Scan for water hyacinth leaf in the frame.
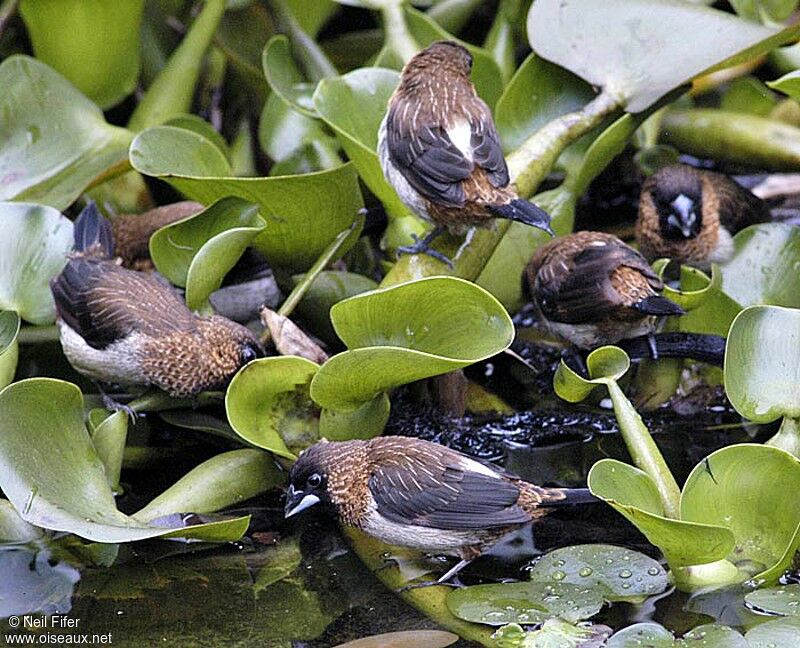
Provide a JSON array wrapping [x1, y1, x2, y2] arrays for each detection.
[[720, 77, 776, 116], [0, 499, 42, 543], [588, 460, 736, 570], [554, 346, 630, 403], [746, 617, 800, 648], [164, 114, 231, 161], [446, 581, 604, 626], [87, 409, 128, 492], [681, 444, 800, 583], [225, 357, 320, 459], [529, 0, 797, 114], [528, 544, 668, 602], [0, 311, 20, 390], [319, 392, 391, 441], [0, 378, 249, 543], [333, 630, 458, 648], [19, 0, 145, 109], [720, 224, 800, 309], [130, 126, 364, 271], [0, 203, 73, 325], [495, 54, 596, 154], [0, 56, 134, 209], [492, 620, 612, 648], [310, 277, 514, 409], [769, 69, 800, 101], [263, 35, 319, 117], [606, 622, 747, 648], [313, 67, 411, 219], [148, 197, 266, 311], [729, 0, 799, 22], [745, 584, 800, 616], [134, 449, 283, 522], [725, 305, 800, 424]]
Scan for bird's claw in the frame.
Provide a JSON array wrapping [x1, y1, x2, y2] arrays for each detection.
[[101, 394, 137, 420], [396, 242, 454, 269]]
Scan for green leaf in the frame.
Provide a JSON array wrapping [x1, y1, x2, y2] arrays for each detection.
[[681, 443, 800, 583], [333, 631, 458, 648], [0, 56, 134, 209], [129, 125, 364, 271], [263, 35, 319, 117], [0, 203, 73, 325], [528, 544, 668, 603], [87, 409, 128, 492], [729, 0, 799, 22], [446, 581, 603, 626], [746, 617, 800, 647], [725, 305, 800, 423], [164, 114, 231, 161], [313, 67, 412, 219], [720, 77, 776, 116], [554, 345, 630, 402], [588, 459, 735, 571], [0, 499, 42, 543], [225, 356, 320, 459], [134, 449, 283, 522], [769, 69, 800, 101], [319, 392, 391, 441], [310, 277, 514, 409], [0, 378, 250, 543], [606, 622, 747, 648], [495, 54, 595, 154], [492, 619, 612, 648], [720, 224, 800, 309], [19, 0, 145, 109], [0, 311, 20, 391], [529, 0, 798, 113], [746, 584, 800, 616], [149, 197, 266, 311]]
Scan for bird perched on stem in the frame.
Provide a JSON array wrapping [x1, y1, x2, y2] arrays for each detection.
[[636, 164, 769, 268], [378, 40, 553, 266], [525, 231, 684, 352], [285, 436, 595, 587], [50, 203, 262, 405]]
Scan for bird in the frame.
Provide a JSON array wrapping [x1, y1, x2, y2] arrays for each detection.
[[110, 201, 203, 271], [284, 436, 596, 587], [636, 164, 770, 268], [525, 231, 685, 351], [50, 202, 263, 404], [377, 40, 553, 266]]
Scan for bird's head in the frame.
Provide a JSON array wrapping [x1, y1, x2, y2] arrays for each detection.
[[285, 441, 337, 518], [401, 40, 473, 84], [199, 316, 263, 383], [648, 165, 703, 241]]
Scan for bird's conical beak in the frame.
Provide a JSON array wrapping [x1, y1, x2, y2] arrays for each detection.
[[284, 484, 321, 518]]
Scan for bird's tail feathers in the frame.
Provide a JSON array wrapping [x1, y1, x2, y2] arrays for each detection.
[[490, 199, 554, 236], [73, 201, 115, 259], [538, 487, 598, 507], [633, 295, 685, 317]]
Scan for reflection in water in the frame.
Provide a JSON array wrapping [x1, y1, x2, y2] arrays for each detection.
[[0, 545, 80, 617]]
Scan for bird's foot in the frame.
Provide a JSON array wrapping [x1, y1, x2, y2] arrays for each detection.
[[397, 237, 454, 268], [647, 333, 660, 360], [101, 394, 138, 420]]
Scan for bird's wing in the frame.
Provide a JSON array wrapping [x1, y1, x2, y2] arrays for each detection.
[[470, 101, 509, 188], [536, 237, 661, 324], [51, 259, 196, 349], [708, 172, 771, 233], [368, 441, 530, 530]]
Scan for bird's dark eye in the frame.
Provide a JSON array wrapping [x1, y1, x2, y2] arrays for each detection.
[[241, 344, 259, 365], [307, 473, 322, 489]]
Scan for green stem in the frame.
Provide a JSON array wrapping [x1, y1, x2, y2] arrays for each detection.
[[265, 0, 337, 81], [17, 325, 60, 345], [127, 390, 223, 413], [607, 380, 681, 518], [766, 416, 800, 459], [0, 0, 18, 40], [380, 90, 622, 287], [483, 0, 518, 85], [128, 0, 226, 131], [381, 1, 419, 64]]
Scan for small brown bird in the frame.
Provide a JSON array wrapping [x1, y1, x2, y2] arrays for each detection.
[[111, 201, 203, 271], [636, 164, 770, 267], [285, 437, 595, 585], [378, 41, 553, 265], [525, 231, 684, 350], [50, 203, 262, 402]]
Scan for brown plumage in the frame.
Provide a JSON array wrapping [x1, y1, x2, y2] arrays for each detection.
[[50, 203, 261, 399], [636, 164, 769, 267], [378, 41, 552, 264], [525, 231, 684, 349], [111, 201, 203, 270], [285, 436, 595, 585]]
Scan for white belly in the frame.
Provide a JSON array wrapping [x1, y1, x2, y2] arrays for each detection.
[[58, 322, 145, 386]]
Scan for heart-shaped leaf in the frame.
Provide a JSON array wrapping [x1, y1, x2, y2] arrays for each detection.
[[310, 277, 514, 409], [746, 584, 800, 616], [226, 356, 321, 459], [262, 35, 319, 117], [0, 378, 251, 543], [129, 125, 364, 272], [0, 311, 20, 391], [0, 202, 73, 325], [446, 581, 603, 626], [149, 197, 266, 311], [528, 544, 668, 603], [606, 622, 747, 648], [529, 0, 798, 113], [0, 56, 134, 209], [746, 617, 800, 648]]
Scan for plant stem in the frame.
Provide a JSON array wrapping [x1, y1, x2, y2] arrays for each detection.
[[381, 1, 419, 64], [380, 91, 622, 287], [265, 0, 337, 81], [17, 325, 60, 345], [766, 416, 800, 459], [606, 380, 682, 518]]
